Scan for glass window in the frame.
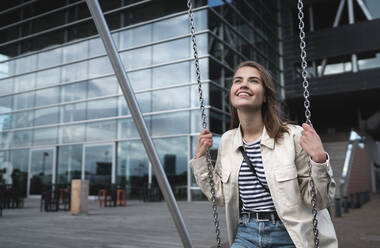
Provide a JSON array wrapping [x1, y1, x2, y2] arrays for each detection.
[[61, 102, 86, 123], [57, 145, 82, 184], [61, 81, 88, 102], [34, 106, 59, 126], [59, 124, 85, 144], [191, 109, 207, 133], [15, 54, 37, 75], [86, 120, 117, 141], [121, 46, 151, 70], [88, 56, 114, 79], [36, 68, 61, 88], [209, 84, 223, 109], [62, 61, 88, 83], [10, 149, 29, 197], [191, 83, 209, 107], [364, 0, 380, 18], [117, 141, 149, 199], [153, 39, 189, 64], [152, 87, 189, 112], [38, 47, 62, 70], [118, 96, 129, 116], [358, 53, 380, 70], [86, 97, 118, 120], [0, 113, 11, 131], [88, 76, 119, 98], [153, 136, 188, 199], [152, 111, 189, 136], [0, 95, 12, 113], [119, 92, 151, 114], [11, 130, 32, 148], [193, 9, 207, 31], [210, 110, 223, 134], [0, 78, 14, 96], [0, 131, 11, 149], [33, 127, 58, 146], [89, 37, 106, 57], [191, 58, 208, 82], [35, 87, 60, 107], [152, 61, 190, 88], [62, 40, 89, 64], [12, 111, 34, 129], [0, 60, 15, 78], [118, 117, 151, 139], [13, 92, 35, 110], [119, 24, 152, 49], [127, 69, 151, 91], [153, 15, 188, 41], [14, 73, 36, 93]]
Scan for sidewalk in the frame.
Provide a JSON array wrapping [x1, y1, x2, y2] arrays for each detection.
[[0, 194, 379, 247], [332, 193, 380, 248]]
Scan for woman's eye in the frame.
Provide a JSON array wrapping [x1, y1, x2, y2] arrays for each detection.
[[233, 80, 240, 84], [250, 79, 259, 84]]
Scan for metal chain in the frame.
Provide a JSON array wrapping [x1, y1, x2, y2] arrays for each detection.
[[297, 0, 320, 247], [187, 1, 222, 247]]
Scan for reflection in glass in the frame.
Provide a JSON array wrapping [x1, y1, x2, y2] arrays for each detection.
[[88, 56, 114, 78], [152, 61, 190, 87], [153, 39, 189, 64], [89, 37, 106, 57], [126, 69, 151, 91], [62, 102, 86, 123], [0, 95, 12, 113], [10, 149, 29, 197], [33, 127, 57, 146], [153, 136, 188, 199], [0, 60, 15, 78], [0, 78, 13, 96], [30, 149, 54, 195], [34, 106, 59, 126], [38, 47, 62, 70], [118, 116, 151, 139], [36, 68, 61, 88], [62, 81, 88, 102], [191, 58, 208, 82], [86, 120, 117, 141], [119, 24, 152, 49], [191, 109, 208, 133], [14, 73, 35, 93], [86, 97, 118, 120], [117, 141, 148, 199], [152, 87, 189, 111], [15, 55, 37, 75], [62, 40, 89, 64], [119, 92, 151, 114], [191, 83, 209, 107], [85, 144, 113, 195], [59, 124, 85, 144], [153, 15, 188, 41], [13, 92, 35, 110], [62, 61, 87, 83], [0, 113, 11, 130], [0, 131, 11, 149], [35, 87, 60, 107], [121, 47, 151, 70], [11, 130, 32, 148], [88, 76, 119, 98], [152, 111, 189, 136], [57, 145, 82, 184]]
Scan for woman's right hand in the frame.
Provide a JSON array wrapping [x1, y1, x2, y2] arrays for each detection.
[[195, 129, 213, 159]]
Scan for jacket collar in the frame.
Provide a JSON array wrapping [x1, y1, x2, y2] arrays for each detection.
[[232, 124, 275, 150]]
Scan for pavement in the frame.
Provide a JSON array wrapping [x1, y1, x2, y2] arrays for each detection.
[[0, 194, 379, 248]]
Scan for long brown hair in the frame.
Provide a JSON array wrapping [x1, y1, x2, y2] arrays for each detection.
[[229, 61, 290, 142]]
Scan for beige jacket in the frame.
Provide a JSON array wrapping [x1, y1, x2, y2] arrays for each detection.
[[189, 124, 338, 247]]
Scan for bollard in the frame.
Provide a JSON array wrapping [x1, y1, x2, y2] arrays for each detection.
[[355, 192, 361, 208], [343, 196, 349, 213], [335, 198, 341, 217]]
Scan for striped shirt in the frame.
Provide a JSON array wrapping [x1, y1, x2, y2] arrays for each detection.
[[239, 138, 276, 212]]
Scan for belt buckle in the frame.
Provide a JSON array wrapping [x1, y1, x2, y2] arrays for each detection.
[[255, 212, 269, 222]]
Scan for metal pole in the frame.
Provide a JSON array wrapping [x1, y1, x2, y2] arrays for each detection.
[[84, 1, 193, 247], [348, 0, 358, 72]]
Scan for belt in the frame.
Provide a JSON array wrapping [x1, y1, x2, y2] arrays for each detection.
[[240, 211, 280, 222]]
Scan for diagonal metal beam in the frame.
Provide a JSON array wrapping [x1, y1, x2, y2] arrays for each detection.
[[84, 1, 193, 247], [356, 0, 373, 20]]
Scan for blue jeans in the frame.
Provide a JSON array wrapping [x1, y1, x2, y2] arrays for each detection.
[[231, 214, 296, 248]]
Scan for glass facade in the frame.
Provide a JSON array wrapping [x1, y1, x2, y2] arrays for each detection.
[[0, 0, 280, 200]]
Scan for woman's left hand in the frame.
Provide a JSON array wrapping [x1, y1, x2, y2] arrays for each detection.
[[300, 123, 327, 163]]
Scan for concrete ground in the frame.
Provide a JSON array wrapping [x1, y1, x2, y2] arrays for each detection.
[[0, 194, 379, 248]]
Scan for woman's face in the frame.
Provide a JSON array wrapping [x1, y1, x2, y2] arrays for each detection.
[[230, 66, 266, 111]]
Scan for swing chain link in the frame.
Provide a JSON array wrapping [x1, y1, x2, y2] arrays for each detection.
[[297, 1, 320, 247], [187, 1, 222, 247]]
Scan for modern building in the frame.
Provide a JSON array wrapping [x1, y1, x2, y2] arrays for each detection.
[[0, 0, 281, 201], [0, 0, 379, 203]]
